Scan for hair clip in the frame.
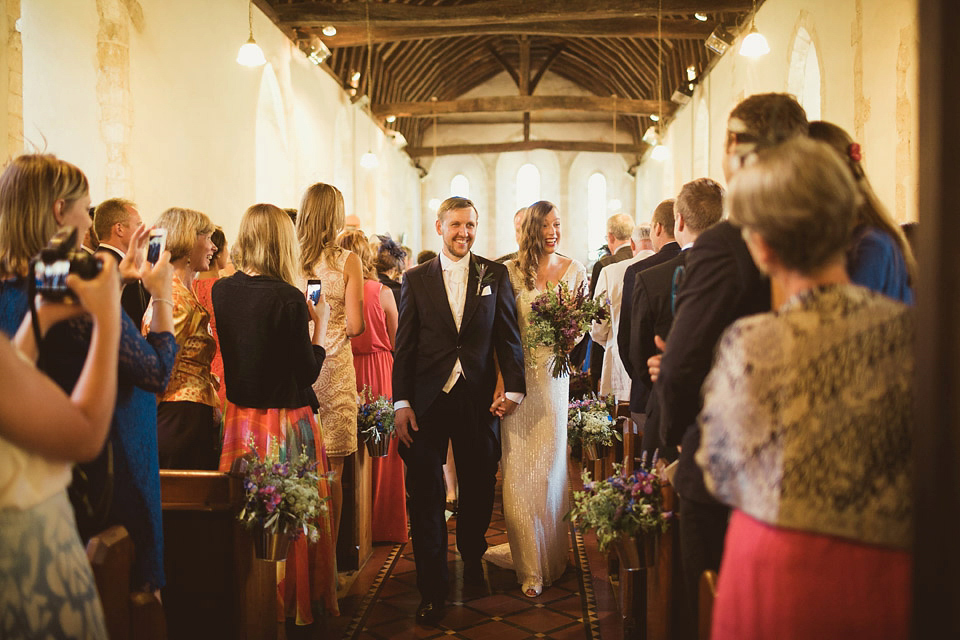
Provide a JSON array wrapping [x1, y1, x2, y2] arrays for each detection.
[[848, 142, 862, 163]]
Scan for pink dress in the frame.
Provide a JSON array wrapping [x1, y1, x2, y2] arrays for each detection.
[[712, 510, 911, 640], [192, 276, 226, 408], [352, 279, 407, 543]]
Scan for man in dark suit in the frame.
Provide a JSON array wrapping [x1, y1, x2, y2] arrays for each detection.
[[655, 93, 808, 635], [630, 178, 724, 458], [94, 198, 150, 326], [393, 196, 526, 624], [617, 199, 680, 430]]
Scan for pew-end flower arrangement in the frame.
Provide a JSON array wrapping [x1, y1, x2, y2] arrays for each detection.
[[568, 392, 620, 450], [525, 279, 608, 378], [566, 454, 672, 554], [357, 386, 395, 457], [237, 435, 330, 543]]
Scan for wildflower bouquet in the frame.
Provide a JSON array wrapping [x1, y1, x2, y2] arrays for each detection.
[[525, 279, 608, 378], [357, 386, 396, 446], [568, 393, 619, 448], [237, 435, 330, 542], [566, 455, 672, 552]]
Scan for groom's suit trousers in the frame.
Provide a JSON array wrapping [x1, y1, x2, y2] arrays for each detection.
[[399, 377, 501, 603]]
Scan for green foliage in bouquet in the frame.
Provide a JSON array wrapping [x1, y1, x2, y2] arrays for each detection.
[[566, 456, 672, 552], [357, 386, 395, 445], [525, 280, 608, 378], [237, 435, 332, 542], [568, 392, 620, 447]]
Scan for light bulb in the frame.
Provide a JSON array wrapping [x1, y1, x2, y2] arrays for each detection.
[[739, 26, 770, 57], [360, 151, 379, 169], [651, 145, 670, 162], [649, 114, 660, 122], [322, 25, 337, 37], [385, 115, 397, 123], [237, 38, 266, 67], [694, 12, 708, 21]]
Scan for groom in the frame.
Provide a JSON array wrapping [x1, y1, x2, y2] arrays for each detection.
[[394, 196, 526, 624]]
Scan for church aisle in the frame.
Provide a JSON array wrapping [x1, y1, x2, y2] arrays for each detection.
[[326, 463, 622, 640]]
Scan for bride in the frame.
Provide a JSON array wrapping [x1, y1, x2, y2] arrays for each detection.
[[486, 200, 586, 598]]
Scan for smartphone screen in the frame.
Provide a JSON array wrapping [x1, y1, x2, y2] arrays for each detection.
[[307, 279, 322, 304], [147, 228, 167, 264]]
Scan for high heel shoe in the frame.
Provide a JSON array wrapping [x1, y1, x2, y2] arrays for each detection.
[[522, 582, 542, 598]]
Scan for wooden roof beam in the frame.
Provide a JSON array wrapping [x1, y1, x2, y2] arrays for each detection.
[[307, 19, 716, 48], [374, 95, 672, 118], [276, 0, 753, 28], [406, 139, 647, 158]]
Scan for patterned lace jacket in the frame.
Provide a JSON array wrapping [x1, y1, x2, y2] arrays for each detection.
[[695, 283, 913, 549]]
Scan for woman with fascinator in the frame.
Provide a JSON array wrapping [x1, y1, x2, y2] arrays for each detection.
[[375, 234, 405, 309]]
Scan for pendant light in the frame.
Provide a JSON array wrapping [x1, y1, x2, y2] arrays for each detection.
[[739, 0, 770, 58], [237, 1, 266, 67], [359, 1, 379, 169]]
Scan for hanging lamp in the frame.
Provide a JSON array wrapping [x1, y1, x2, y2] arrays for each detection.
[[739, 0, 770, 58], [237, 1, 266, 67]]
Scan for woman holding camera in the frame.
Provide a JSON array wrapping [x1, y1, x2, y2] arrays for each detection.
[[0, 153, 176, 615], [214, 203, 337, 623], [144, 207, 220, 470]]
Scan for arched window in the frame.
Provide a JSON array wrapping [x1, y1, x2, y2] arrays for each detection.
[[788, 26, 822, 120], [693, 100, 710, 178], [587, 172, 608, 254], [516, 163, 541, 210], [450, 173, 470, 198]]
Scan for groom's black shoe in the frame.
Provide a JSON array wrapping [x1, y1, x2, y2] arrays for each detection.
[[416, 598, 445, 625], [463, 559, 484, 586]]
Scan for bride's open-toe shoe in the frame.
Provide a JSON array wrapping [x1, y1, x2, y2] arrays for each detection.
[[522, 582, 542, 598]]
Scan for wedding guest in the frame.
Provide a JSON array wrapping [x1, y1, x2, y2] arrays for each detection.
[[193, 227, 228, 407], [401, 245, 415, 272], [82, 206, 98, 253], [808, 121, 916, 303], [495, 207, 527, 263], [698, 136, 912, 639], [144, 207, 219, 470], [214, 203, 338, 622], [297, 183, 365, 547], [375, 234, 405, 309], [94, 198, 150, 326], [337, 229, 407, 543], [0, 255, 121, 639], [0, 154, 177, 594], [417, 250, 437, 265]]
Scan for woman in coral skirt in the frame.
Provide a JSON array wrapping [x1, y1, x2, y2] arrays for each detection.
[[337, 230, 407, 543]]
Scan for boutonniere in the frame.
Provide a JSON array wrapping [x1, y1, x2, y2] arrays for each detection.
[[474, 259, 495, 296]]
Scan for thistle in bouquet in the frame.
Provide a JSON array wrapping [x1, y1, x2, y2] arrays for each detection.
[[525, 279, 608, 378], [567, 392, 619, 448], [566, 453, 672, 552], [357, 385, 396, 445], [237, 435, 333, 542]]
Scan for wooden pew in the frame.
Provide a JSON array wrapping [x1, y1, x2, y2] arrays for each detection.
[[86, 525, 166, 640], [699, 570, 718, 640], [336, 446, 373, 571], [160, 470, 278, 640]]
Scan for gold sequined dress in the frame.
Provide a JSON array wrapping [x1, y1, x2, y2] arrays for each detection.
[[485, 259, 585, 589], [309, 250, 358, 457]]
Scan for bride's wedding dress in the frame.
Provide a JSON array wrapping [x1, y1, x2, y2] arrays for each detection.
[[485, 258, 586, 595]]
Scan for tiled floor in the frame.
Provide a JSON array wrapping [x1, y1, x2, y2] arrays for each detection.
[[327, 461, 622, 640]]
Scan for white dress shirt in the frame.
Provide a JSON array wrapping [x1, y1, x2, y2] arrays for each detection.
[[589, 250, 653, 402]]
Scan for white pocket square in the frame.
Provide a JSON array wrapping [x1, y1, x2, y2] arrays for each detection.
[[481, 285, 493, 296]]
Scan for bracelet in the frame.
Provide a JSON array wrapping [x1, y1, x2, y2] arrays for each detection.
[[152, 298, 174, 307]]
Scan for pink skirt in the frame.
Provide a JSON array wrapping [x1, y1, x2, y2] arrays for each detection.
[[712, 510, 910, 640]]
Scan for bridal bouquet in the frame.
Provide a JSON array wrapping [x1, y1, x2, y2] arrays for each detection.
[[237, 435, 330, 542], [567, 454, 672, 552], [568, 393, 619, 448], [525, 280, 608, 378]]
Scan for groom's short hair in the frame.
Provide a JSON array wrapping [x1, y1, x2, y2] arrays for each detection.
[[437, 196, 477, 221]]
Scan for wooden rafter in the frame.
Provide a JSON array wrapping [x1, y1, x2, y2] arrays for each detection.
[[275, 0, 753, 27], [405, 140, 647, 158], [373, 95, 671, 118]]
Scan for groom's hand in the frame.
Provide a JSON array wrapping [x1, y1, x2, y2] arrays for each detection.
[[395, 407, 418, 446], [490, 394, 519, 418]]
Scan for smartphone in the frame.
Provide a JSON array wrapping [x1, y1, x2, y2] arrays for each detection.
[[147, 228, 167, 264], [307, 279, 323, 305]]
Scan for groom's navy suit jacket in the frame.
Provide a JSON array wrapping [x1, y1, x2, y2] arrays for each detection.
[[393, 254, 526, 421]]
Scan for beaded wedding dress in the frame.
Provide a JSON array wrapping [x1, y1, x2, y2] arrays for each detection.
[[484, 258, 585, 594]]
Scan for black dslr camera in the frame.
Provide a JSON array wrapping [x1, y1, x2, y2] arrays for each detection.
[[31, 226, 102, 300]]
